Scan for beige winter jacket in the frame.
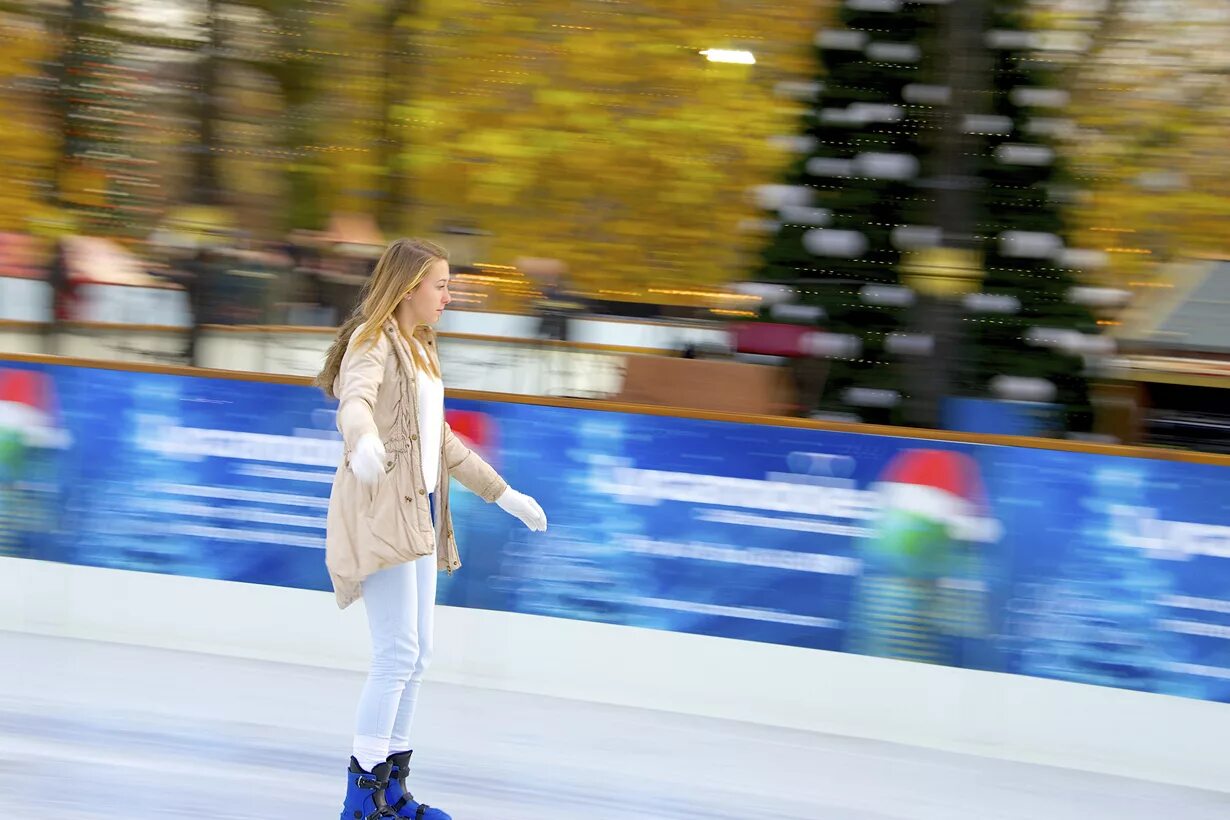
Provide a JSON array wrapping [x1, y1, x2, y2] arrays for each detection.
[[325, 320, 507, 609]]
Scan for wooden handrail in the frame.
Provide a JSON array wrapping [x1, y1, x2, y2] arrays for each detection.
[[4, 321, 675, 356]]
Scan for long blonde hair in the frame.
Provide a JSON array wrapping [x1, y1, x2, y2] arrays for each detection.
[[315, 238, 448, 399]]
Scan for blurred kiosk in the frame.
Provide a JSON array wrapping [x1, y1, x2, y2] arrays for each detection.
[[617, 317, 802, 416], [617, 353, 797, 416]]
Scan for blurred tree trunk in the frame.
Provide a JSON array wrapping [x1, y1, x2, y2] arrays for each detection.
[[50, 0, 94, 209], [377, 0, 419, 232], [189, 0, 225, 206], [231, 0, 326, 230]]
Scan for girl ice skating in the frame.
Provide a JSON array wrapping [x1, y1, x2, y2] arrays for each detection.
[[316, 238, 548, 820]]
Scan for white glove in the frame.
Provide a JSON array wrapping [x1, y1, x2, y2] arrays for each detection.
[[496, 487, 547, 532], [349, 433, 387, 486]]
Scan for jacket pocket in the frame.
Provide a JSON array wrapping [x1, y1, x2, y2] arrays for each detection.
[[356, 439, 396, 505], [364, 475, 399, 550]]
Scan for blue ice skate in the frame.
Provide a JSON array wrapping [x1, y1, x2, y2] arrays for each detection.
[[385, 750, 451, 820], [340, 757, 397, 820]]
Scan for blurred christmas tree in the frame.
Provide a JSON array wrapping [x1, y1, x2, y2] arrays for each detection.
[[43, 0, 183, 237], [753, 0, 1105, 432]]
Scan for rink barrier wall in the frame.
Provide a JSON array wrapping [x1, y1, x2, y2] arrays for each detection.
[[0, 319, 672, 357], [2, 349, 1227, 466], [0, 325, 639, 398], [1, 355, 1229, 794]]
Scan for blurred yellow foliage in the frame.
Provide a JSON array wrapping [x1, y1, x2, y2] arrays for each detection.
[[0, 14, 54, 232], [23, 0, 1223, 310], [1039, 0, 1230, 286], [315, 0, 819, 293]]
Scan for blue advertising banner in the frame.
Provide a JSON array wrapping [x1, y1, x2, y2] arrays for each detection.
[[2, 360, 1230, 703]]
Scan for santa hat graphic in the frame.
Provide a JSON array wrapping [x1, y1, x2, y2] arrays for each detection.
[[0, 368, 72, 449], [445, 408, 497, 457], [873, 448, 1001, 543]]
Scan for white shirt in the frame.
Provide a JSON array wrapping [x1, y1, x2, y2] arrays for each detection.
[[411, 338, 444, 491]]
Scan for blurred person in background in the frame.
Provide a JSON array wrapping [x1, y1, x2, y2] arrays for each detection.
[[283, 230, 330, 325], [314, 238, 548, 820], [47, 238, 73, 326], [317, 246, 380, 324], [178, 246, 227, 365]]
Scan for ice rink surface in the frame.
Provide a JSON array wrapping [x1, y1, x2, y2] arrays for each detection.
[[2, 631, 1227, 820]]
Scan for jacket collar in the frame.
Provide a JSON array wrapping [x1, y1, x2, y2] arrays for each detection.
[[382, 320, 416, 377]]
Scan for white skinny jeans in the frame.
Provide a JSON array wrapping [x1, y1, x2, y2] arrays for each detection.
[[351, 496, 437, 771]]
